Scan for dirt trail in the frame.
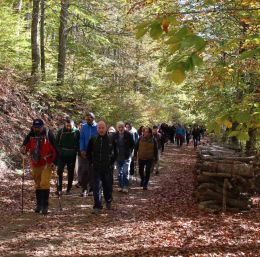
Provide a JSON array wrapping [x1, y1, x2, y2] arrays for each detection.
[[0, 143, 259, 257]]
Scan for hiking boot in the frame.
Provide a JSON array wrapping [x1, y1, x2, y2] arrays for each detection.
[[41, 189, 50, 215], [81, 190, 87, 197], [42, 207, 48, 215], [91, 208, 101, 215], [143, 186, 148, 190], [75, 182, 81, 188], [66, 190, 72, 195], [88, 191, 93, 196], [140, 180, 144, 187], [35, 190, 42, 213], [55, 190, 62, 197], [106, 202, 112, 210], [118, 188, 123, 192]]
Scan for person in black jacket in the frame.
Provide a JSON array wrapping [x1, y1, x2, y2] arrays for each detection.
[[56, 118, 80, 195], [87, 121, 117, 214], [114, 121, 135, 193]]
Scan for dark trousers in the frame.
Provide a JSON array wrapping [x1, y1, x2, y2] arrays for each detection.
[[57, 155, 76, 192], [139, 159, 153, 187], [81, 158, 94, 191], [93, 167, 113, 209], [193, 136, 199, 147], [176, 135, 184, 146], [130, 159, 135, 176], [161, 142, 165, 152]]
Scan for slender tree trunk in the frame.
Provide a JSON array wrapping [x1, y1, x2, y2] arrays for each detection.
[[40, 0, 45, 80], [13, 0, 23, 13], [57, 0, 70, 86], [31, 0, 40, 81], [245, 128, 257, 155]]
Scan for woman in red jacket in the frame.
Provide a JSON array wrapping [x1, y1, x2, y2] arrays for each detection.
[[22, 119, 56, 215]]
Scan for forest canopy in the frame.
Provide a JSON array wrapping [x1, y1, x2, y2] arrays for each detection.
[[0, 0, 259, 152]]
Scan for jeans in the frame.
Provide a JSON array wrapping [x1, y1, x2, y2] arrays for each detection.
[[93, 168, 113, 209], [117, 157, 131, 189], [139, 159, 153, 187], [57, 155, 76, 192]]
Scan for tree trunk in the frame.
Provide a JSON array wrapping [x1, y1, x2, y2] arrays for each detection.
[[245, 128, 257, 156], [13, 0, 23, 37], [31, 0, 40, 80], [40, 0, 45, 80], [13, 0, 23, 13], [57, 0, 70, 86]]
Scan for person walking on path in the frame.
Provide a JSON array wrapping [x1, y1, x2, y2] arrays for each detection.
[[87, 121, 117, 214], [56, 118, 80, 195], [79, 112, 97, 197], [114, 121, 135, 193], [134, 127, 158, 190], [185, 126, 191, 146], [151, 125, 162, 175], [175, 124, 186, 147], [192, 125, 201, 148], [21, 119, 56, 214], [125, 122, 139, 179], [159, 124, 167, 153]]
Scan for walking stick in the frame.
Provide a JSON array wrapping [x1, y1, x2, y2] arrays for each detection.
[[21, 156, 25, 214]]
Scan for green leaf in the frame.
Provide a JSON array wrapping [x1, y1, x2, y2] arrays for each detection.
[[236, 132, 249, 141], [191, 53, 203, 67], [166, 61, 185, 72], [168, 43, 181, 53], [239, 48, 260, 59], [228, 131, 240, 137], [149, 21, 163, 39], [184, 57, 195, 71], [235, 111, 251, 123], [165, 26, 191, 44], [136, 27, 149, 39]]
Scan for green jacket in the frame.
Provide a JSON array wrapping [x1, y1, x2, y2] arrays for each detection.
[[56, 127, 80, 158]]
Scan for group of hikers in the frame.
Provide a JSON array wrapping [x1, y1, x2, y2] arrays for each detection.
[[159, 123, 205, 148], [20, 112, 205, 215]]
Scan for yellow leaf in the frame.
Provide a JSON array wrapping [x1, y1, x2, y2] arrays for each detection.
[[224, 120, 233, 128], [167, 69, 185, 84]]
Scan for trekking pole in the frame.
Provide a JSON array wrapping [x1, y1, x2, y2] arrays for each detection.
[[21, 156, 25, 214]]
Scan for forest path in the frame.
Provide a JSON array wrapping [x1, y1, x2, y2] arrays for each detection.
[[0, 142, 259, 257]]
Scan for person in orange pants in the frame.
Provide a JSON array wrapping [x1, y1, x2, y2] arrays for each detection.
[[21, 119, 56, 215]]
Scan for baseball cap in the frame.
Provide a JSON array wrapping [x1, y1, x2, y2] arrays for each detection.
[[33, 119, 44, 128]]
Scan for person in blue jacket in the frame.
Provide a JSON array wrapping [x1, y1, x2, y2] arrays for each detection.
[[79, 112, 97, 196], [175, 124, 186, 147]]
